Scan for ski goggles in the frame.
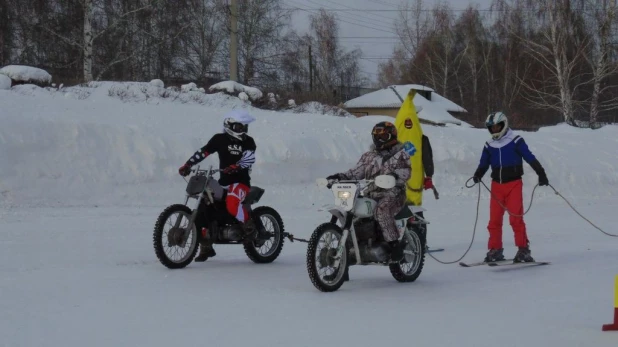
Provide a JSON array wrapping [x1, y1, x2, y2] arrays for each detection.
[[229, 122, 248, 133], [372, 127, 392, 142]]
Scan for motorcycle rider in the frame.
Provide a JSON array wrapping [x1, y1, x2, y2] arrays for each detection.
[[326, 121, 414, 262], [178, 109, 257, 262]]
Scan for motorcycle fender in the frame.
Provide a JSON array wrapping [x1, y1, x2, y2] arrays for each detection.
[[318, 204, 347, 224]]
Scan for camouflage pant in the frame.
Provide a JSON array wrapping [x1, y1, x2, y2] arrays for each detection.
[[373, 190, 405, 242]]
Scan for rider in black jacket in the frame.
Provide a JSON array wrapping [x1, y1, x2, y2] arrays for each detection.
[[178, 110, 257, 261]]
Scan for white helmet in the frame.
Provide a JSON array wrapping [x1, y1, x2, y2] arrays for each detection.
[[222, 109, 255, 140], [485, 111, 508, 140]]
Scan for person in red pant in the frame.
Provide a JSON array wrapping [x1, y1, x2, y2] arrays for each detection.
[[178, 109, 257, 262], [472, 112, 549, 263]]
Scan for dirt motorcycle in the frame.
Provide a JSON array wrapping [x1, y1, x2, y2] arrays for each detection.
[[306, 175, 427, 292], [153, 165, 285, 269]]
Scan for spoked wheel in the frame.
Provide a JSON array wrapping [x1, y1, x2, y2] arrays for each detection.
[[306, 223, 348, 292], [153, 204, 199, 269], [389, 226, 426, 282], [244, 206, 285, 263]]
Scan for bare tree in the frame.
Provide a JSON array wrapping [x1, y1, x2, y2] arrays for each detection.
[[307, 9, 365, 102], [490, 0, 534, 115], [0, 0, 12, 65], [422, 2, 465, 99], [36, 0, 156, 81], [377, 47, 410, 86], [583, 0, 618, 126], [517, 0, 589, 124], [223, 0, 292, 87], [453, 6, 486, 116], [177, 0, 226, 81]]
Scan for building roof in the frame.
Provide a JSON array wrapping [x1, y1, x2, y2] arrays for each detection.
[[343, 84, 469, 126]]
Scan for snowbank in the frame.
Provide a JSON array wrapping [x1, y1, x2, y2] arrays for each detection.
[[291, 101, 353, 117], [0, 65, 52, 84], [149, 79, 164, 88], [10, 81, 248, 109], [0, 83, 617, 208], [209, 80, 263, 101], [0, 74, 11, 89]]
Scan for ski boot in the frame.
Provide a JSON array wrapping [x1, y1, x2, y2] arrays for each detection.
[[513, 246, 535, 263], [484, 248, 505, 263]]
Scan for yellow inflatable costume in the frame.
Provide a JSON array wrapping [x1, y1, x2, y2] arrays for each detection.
[[394, 90, 424, 206]]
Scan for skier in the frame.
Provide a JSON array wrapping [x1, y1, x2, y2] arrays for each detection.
[[326, 121, 414, 262], [472, 111, 549, 263], [178, 109, 257, 262]]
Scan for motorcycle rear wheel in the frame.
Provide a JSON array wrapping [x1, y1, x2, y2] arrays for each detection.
[[243, 206, 285, 263], [389, 226, 426, 282]]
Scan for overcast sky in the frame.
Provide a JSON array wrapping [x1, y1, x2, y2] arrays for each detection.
[[284, 0, 493, 86]]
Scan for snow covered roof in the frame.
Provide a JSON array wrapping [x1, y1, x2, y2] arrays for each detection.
[[0, 65, 52, 84], [343, 84, 468, 126]]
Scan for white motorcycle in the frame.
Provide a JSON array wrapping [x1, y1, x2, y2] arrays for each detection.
[[306, 175, 427, 292]]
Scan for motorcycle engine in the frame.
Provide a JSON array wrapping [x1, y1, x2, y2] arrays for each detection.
[[221, 225, 243, 241], [353, 218, 377, 242]]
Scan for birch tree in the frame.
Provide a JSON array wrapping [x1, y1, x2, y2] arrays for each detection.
[[583, 0, 618, 126], [517, 0, 588, 124], [178, 0, 226, 81]]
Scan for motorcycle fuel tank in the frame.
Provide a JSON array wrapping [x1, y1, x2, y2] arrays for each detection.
[[353, 197, 377, 218]]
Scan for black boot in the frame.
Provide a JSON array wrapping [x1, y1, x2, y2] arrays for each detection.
[[194, 239, 216, 262], [388, 240, 405, 262], [241, 218, 257, 242]]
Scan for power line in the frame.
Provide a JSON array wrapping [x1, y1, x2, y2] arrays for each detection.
[[285, 0, 397, 35], [283, 7, 612, 12], [315, 0, 396, 22]]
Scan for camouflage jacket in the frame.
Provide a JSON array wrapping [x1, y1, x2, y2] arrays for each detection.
[[339, 143, 411, 198]]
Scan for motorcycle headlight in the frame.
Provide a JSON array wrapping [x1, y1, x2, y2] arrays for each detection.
[[338, 191, 351, 199]]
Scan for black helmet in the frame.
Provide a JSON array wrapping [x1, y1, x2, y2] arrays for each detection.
[[371, 121, 398, 150]]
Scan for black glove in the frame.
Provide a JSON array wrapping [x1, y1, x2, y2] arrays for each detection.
[[472, 176, 481, 183], [538, 174, 549, 186], [179, 163, 192, 177], [326, 174, 341, 180]]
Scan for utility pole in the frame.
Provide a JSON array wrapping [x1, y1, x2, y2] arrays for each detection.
[[308, 44, 312, 92], [230, 0, 238, 82]]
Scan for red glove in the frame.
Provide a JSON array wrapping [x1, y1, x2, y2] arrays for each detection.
[[222, 164, 240, 174], [423, 177, 433, 190], [178, 163, 191, 177]]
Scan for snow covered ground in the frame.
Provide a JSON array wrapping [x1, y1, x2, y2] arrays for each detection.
[[1, 82, 618, 347]]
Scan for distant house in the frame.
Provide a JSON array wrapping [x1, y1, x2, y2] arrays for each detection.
[[343, 84, 469, 126]]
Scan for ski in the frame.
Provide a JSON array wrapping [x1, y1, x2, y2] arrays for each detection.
[[459, 259, 514, 267], [487, 261, 550, 268]]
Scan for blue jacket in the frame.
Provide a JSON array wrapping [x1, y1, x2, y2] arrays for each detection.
[[474, 129, 546, 184]]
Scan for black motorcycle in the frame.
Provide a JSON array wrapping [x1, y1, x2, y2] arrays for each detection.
[[153, 165, 285, 269]]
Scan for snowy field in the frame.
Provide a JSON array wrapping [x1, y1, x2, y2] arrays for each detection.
[[1, 82, 618, 347]]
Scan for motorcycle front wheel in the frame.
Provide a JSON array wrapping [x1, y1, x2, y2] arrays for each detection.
[[153, 204, 199, 269], [306, 223, 348, 292]]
